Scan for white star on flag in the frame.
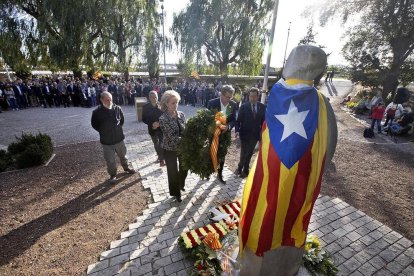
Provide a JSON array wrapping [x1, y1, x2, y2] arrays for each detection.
[[275, 100, 309, 142]]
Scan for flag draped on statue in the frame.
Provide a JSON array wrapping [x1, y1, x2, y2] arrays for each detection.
[[239, 79, 328, 257]]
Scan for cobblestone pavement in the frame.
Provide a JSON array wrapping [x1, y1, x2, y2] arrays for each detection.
[[86, 107, 414, 276]]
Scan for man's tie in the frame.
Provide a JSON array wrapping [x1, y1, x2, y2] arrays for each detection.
[[252, 104, 256, 118]]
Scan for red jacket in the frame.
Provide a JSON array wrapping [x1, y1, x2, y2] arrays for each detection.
[[371, 105, 385, 119]]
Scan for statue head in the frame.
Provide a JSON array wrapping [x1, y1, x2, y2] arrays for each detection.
[[282, 45, 327, 82]]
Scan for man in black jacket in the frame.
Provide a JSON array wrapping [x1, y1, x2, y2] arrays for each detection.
[[235, 87, 266, 178], [91, 91, 135, 183], [207, 85, 238, 184]]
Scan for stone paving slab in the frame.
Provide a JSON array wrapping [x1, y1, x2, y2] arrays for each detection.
[[87, 108, 414, 276]]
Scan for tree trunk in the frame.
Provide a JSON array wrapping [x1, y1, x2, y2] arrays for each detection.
[[219, 62, 228, 75], [381, 68, 400, 100], [123, 69, 129, 81], [72, 68, 82, 79]]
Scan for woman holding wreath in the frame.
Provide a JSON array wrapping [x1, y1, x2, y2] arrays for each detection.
[[159, 90, 188, 202]]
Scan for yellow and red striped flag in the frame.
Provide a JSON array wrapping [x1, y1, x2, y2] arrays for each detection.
[[92, 71, 102, 80], [239, 79, 328, 256], [190, 71, 200, 79], [210, 112, 226, 174]]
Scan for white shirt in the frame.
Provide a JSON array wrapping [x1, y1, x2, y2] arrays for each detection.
[[220, 99, 229, 117], [385, 102, 404, 118]]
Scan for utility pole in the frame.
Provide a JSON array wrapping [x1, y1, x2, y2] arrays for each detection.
[[282, 22, 292, 71], [160, 0, 167, 83], [261, 0, 279, 104]]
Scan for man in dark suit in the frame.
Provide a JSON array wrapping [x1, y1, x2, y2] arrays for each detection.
[[207, 84, 238, 184], [67, 80, 76, 107], [235, 87, 266, 178], [12, 79, 26, 109], [42, 82, 53, 107]]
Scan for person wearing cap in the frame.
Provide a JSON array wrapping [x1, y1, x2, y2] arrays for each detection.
[[91, 91, 135, 183]]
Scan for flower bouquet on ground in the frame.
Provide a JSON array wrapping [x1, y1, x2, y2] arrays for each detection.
[[178, 109, 231, 179], [178, 202, 339, 276], [303, 235, 338, 276], [216, 230, 240, 275], [178, 200, 242, 275], [178, 224, 227, 276]]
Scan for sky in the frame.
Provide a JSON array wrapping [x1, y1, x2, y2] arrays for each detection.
[[161, 0, 353, 68]]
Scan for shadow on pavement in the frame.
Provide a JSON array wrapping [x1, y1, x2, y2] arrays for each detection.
[[325, 82, 338, 97], [0, 175, 140, 266]]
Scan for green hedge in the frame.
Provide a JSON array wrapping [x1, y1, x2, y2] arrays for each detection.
[[0, 149, 12, 172], [0, 133, 54, 172]]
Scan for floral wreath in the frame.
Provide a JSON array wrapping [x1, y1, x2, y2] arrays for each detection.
[[178, 200, 339, 276], [179, 109, 231, 179]]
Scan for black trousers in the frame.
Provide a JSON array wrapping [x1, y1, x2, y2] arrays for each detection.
[[238, 137, 258, 173], [218, 160, 225, 177], [164, 150, 188, 197], [150, 130, 164, 160], [383, 114, 394, 127]]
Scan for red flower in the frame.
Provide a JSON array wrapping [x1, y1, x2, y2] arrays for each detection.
[[197, 263, 203, 271]]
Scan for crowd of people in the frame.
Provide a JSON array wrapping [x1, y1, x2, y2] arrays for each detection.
[[0, 75, 263, 113], [344, 89, 413, 136]]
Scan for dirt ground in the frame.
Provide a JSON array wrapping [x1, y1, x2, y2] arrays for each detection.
[[0, 98, 413, 275], [321, 100, 414, 242], [0, 141, 150, 275]]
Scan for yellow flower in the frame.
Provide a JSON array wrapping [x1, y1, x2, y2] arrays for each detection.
[[310, 235, 320, 247]]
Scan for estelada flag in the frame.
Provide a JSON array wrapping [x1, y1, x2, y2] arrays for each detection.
[[239, 79, 328, 256]]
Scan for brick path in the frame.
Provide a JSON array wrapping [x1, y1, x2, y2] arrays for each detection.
[[86, 114, 414, 276]]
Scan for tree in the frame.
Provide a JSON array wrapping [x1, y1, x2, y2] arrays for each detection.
[[98, 0, 158, 77], [399, 57, 414, 87], [319, 0, 414, 98], [0, 2, 41, 77], [342, 25, 386, 89], [0, 0, 102, 77], [175, 58, 195, 78], [172, 0, 273, 74], [298, 22, 318, 46], [0, 0, 160, 77], [145, 30, 160, 79]]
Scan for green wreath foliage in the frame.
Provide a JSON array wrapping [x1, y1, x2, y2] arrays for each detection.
[[179, 109, 232, 179]]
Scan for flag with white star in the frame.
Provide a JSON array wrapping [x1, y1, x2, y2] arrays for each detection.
[[267, 81, 319, 168], [239, 79, 328, 257]]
